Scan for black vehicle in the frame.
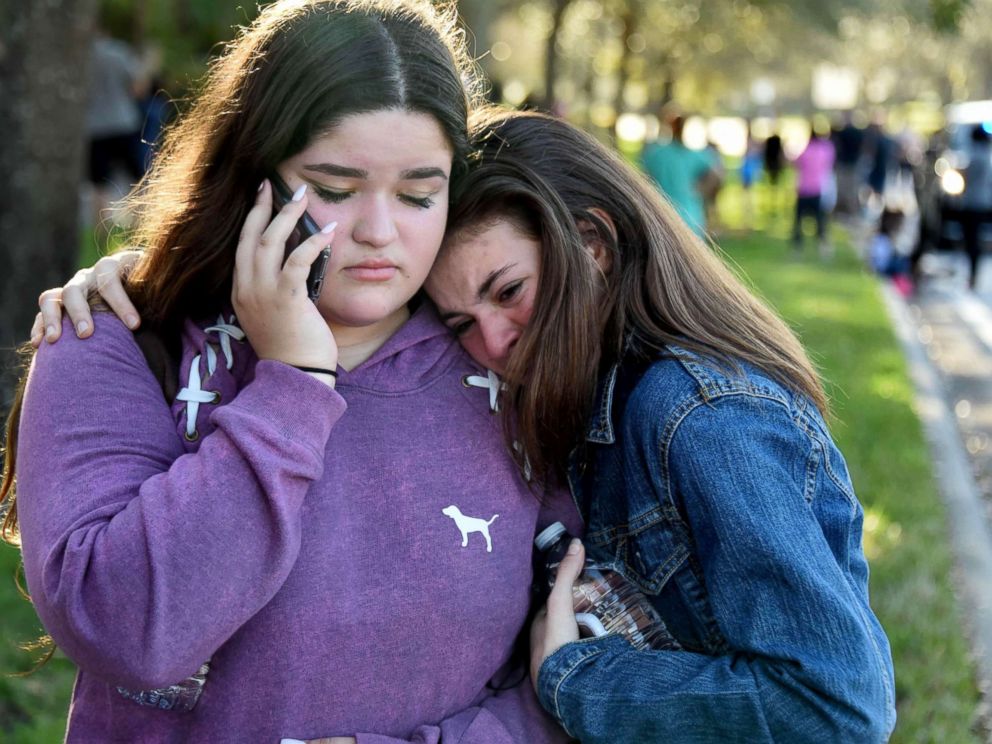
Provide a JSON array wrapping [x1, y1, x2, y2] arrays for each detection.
[[916, 100, 992, 256]]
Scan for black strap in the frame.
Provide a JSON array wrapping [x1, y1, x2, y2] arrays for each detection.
[[133, 326, 180, 404]]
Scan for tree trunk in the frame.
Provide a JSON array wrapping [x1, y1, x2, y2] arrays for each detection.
[[613, 4, 636, 118], [0, 0, 98, 409], [544, 0, 572, 108]]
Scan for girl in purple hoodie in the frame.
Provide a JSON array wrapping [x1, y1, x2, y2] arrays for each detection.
[[1, 3, 576, 743]]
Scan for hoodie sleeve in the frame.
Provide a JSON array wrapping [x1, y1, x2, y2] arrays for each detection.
[[16, 314, 346, 689]]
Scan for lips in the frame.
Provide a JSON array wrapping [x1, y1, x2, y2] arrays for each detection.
[[343, 258, 399, 282]]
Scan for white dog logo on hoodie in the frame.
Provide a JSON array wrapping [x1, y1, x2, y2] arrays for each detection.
[[442, 505, 499, 553]]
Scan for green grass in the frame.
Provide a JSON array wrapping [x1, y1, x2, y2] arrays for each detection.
[[721, 226, 986, 742], [0, 545, 75, 743]]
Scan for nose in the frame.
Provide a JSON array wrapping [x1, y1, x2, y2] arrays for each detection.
[[478, 315, 520, 370], [352, 195, 398, 248]]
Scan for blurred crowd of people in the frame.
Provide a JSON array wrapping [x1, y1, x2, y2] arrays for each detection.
[[637, 104, 992, 296]]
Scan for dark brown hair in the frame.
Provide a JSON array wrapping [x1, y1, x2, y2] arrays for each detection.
[[3, 0, 478, 543], [446, 107, 826, 485]]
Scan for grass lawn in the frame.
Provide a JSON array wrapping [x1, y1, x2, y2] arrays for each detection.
[[719, 218, 986, 742]]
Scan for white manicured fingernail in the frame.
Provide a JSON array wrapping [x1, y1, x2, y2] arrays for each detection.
[[292, 184, 307, 202], [46, 325, 56, 339], [77, 321, 89, 335], [321, 221, 337, 234]]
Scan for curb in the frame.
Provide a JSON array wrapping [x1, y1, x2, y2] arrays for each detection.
[[880, 281, 992, 696]]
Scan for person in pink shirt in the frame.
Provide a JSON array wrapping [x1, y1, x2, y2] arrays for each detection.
[[791, 124, 837, 253]]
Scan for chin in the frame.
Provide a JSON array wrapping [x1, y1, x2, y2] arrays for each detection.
[[321, 299, 408, 328]]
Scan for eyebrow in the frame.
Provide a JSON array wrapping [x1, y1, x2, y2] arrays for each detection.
[[437, 264, 516, 323], [303, 164, 448, 181]]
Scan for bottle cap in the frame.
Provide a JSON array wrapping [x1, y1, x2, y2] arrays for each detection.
[[534, 521, 568, 551]]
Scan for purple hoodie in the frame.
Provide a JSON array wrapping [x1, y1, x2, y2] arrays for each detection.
[[16, 303, 580, 743]]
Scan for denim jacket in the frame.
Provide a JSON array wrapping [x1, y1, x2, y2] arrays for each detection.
[[537, 346, 896, 743]]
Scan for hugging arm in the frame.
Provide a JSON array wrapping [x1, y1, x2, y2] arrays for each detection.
[[535, 396, 895, 743], [33, 250, 142, 345]]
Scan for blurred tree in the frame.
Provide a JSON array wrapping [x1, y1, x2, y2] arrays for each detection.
[[0, 0, 99, 408]]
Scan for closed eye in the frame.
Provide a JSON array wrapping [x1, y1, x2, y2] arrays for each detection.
[[400, 194, 435, 209], [450, 318, 475, 336], [312, 185, 352, 203]]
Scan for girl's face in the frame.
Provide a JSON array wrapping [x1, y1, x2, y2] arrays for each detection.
[[425, 219, 540, 375], [278, 109, 453, 335]]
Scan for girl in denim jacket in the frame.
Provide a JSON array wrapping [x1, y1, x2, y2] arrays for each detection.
[[38, 109, 896, 742], [424, 110, 897, 743]]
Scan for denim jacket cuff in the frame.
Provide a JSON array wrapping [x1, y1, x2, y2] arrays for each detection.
[[536, 635, 630, 726]]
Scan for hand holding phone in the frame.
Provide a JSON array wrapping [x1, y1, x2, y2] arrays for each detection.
[[270, 173, 332, 303]]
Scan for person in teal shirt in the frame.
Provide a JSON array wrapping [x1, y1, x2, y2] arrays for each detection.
[[641, 113, 721, 237]]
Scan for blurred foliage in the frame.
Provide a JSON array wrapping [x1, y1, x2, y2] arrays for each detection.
[[97, 0, 258, 97]]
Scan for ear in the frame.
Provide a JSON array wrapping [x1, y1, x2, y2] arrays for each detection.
[[576, 207, 616, 274]]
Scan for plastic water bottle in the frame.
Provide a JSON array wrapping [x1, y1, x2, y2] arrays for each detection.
[[534, 522, 679, 651]]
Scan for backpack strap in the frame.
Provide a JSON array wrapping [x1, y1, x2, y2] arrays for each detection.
[[133, 326, 180, 405]]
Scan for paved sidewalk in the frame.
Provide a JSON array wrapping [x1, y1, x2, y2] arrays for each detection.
[[884, 252, 992, 706]]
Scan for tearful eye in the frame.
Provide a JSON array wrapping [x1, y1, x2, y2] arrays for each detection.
[[451, 319, 474, 336], [498, 281, 523, 303]]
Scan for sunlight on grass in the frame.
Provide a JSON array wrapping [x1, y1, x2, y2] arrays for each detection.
[[724, 227, 985, 742], [862, 506, 904, 562]]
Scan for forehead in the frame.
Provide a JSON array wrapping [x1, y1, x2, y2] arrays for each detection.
[[427, 219, 539, 299], [300, 109, 454, 169]]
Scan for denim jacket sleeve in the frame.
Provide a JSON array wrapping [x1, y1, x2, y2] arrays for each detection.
[[536, 391, 895, 743]]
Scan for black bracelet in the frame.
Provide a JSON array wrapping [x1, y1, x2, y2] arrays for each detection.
[[291, 364, 338, 378]]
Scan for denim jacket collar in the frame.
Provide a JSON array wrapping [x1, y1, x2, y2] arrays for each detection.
[[586, 362, 620, 445]]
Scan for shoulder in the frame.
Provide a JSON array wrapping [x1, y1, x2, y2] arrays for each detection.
[[32, 312, 151, 382], [623, 346, 804, 445]]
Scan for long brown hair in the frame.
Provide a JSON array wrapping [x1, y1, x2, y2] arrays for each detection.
[[2, 0, 479, 545], [446, 108, 826, 485]]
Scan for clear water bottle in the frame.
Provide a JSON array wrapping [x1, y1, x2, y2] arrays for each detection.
[[534, 522, 679, 651]]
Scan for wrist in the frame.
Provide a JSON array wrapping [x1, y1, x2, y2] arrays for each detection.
[[291, 364, 337, 389]]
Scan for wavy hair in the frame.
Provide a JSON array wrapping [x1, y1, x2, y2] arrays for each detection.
[[446, 108, 826, 485], [3, 0, 479, 543]]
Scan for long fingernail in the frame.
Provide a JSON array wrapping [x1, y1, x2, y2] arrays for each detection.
[[76, 321, 89, 336], [292, 184, 307, 202], [321, 221, 337, 234], [567, 538, 581, 555], [125, 314, 139, 329]]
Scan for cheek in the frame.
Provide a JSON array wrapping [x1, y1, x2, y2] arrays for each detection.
[[404, 209, 447, 274], [514, 289, 538, 327], [459, 335, 491, 369]]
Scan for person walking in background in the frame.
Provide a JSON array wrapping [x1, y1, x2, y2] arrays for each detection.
[[791, 121, 836, 255], [86, 18, 148, 243], [740, 129, 763, 230], [762, 128, 786, 215], [958, 124, 992, 289], [864, 114, 895, 216], [641, 109, 722, 237], [832, 111, 864, 218]]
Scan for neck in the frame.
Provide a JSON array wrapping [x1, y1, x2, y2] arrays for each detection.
[[331, 306, 411, 371]]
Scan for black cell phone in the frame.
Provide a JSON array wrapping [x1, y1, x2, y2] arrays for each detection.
[[269, 173, 331, 303]]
